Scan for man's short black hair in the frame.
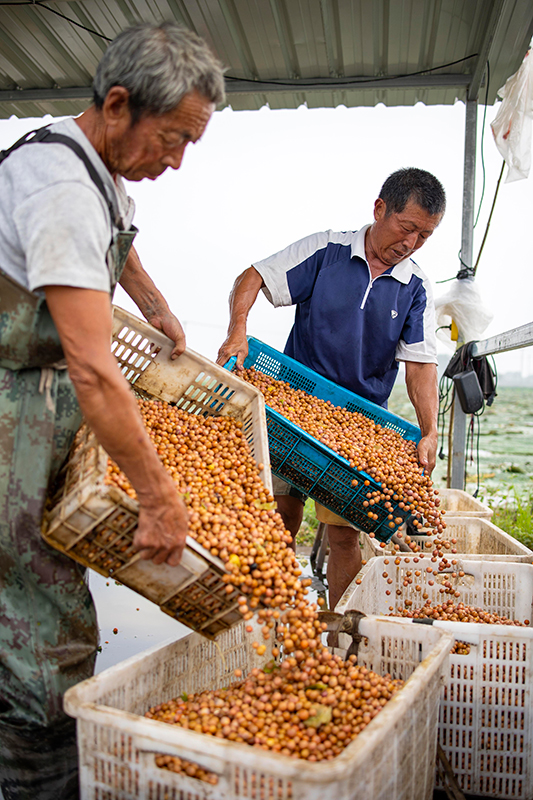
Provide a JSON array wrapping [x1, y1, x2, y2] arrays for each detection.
[[378, 168, 446, 217]]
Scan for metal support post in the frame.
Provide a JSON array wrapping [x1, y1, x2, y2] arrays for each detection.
[[450, 99, 477, 489]]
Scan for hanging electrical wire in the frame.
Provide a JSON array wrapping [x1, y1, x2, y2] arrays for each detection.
[[437, 371, 455, 461], [224, 54, 479, 87], [437, 350, 498, 496], [470, 60, 507, 276], [473, 62, 491, 229], [465, 411, 482, 497], [455, 61, 491, 280], [2, 1, 113, 41], [473, 161, 506, 274]]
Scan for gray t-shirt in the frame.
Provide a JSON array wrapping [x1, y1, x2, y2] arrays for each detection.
[[0, 117, 135, 293]]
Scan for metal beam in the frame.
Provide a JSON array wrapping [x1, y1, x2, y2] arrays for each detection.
[[0, 87, 93, 102], [468, 0, 507, 100], [450, 98, 477, 490], [0, 73, 471, 104], [460, 100, 478, 272], [472, 322, 533, 357]]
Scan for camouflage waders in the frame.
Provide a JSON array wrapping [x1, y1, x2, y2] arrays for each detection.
[[0, 128, 136, 799]]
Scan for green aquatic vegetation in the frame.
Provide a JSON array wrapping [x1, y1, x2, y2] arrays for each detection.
[[491, 490, 533, 548], [389, 385, 533, 500]]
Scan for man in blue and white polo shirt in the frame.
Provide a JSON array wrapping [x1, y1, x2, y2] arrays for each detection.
[[217, 167, 445, 611]]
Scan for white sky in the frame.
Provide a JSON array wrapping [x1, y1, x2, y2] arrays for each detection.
[[1, 99, 532, 376]]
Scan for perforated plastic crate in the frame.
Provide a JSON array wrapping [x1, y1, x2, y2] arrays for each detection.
[[337, 557, 533, 798], [360, 516, 533, 563], [438, 487, 493, 518], [226, 337, 421, 542], [42, 308, 271, 639], [64, 617, 452, 800]]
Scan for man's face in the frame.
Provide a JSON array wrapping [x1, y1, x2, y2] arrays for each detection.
[[109, 89, 215, 181], [370, 197, 443, 267]]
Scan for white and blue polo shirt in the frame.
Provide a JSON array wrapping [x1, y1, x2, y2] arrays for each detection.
[[253, 224, 437, 407]]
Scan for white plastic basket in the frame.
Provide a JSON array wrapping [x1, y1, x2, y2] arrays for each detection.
[[110, 306, 271, 492], [42, 307, 272, 639], [360, 516, 533, 564], [64, 618, 452, 800], [438, 487, 493, 518], [337, 557, 533, 798]]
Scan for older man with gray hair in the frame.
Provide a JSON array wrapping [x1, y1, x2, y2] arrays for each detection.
[[0, 21, 224, 799]]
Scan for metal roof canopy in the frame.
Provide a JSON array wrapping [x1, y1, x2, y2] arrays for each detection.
[[1, 0, 532, 493], [0, 0, 531, 117]]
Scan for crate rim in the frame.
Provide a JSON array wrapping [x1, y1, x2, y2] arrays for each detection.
[[406, 516, 533, 555]]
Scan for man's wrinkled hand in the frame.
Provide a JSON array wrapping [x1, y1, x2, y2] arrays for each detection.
[[216, 332, 249, 369], [149, 310, 186, 359], [417, 433, 438, 476], [134, 490, 189, 566]]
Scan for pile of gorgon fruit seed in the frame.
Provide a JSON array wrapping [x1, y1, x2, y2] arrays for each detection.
[[146, 653, 403, 764], [392, 600, 529, 626], [238, 368, 445, 533], [154, 754, 219, 785], [104, 396, 405, 768]]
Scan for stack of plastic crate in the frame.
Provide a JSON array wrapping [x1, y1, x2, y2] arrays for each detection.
[[336, 557, 533, 798]]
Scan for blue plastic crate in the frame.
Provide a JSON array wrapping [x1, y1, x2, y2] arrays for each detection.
[[225, 338, 422, 543]]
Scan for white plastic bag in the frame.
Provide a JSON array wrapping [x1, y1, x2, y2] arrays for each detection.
[[491, 44, 533, 182], [434, 278, 493, 349]]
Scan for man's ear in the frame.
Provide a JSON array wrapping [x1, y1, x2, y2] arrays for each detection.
[[102, 86, 132, 130], [373, 197, 387, 221]]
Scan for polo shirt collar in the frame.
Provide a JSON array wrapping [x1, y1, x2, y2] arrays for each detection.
[[351, 224, 414, 284]]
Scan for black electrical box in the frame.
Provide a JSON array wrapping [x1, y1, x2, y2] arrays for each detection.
[[453, 370, 484, 414]]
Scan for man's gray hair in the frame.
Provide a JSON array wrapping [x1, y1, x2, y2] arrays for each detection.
[[379, 168, 446, 217], [93, 22, 225, 121]]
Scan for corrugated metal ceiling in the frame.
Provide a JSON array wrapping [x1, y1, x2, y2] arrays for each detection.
[[0, 0, 531, 118]]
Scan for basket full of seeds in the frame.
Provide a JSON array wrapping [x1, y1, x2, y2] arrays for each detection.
[[336, 556, 533, 798], [64, 615, 453, 800], [42, 307, 303, 639], [225, 337, 446, 542]]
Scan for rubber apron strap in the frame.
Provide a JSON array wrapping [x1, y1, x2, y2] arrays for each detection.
[[0, 126, 137, 371]]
